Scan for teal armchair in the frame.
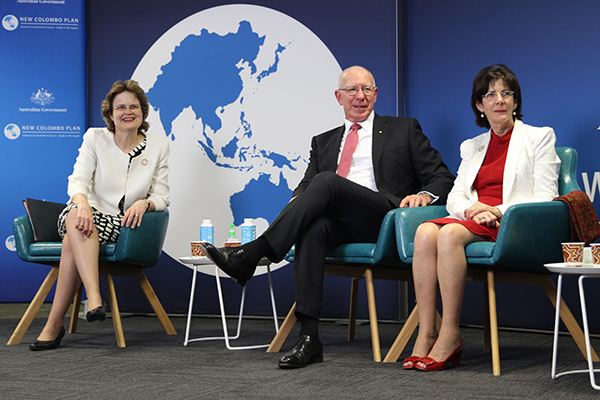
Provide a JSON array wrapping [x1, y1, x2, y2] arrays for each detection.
[[267, 209, 411, 362], [386, 147, 598, 375], [8, 209, 176, 347]]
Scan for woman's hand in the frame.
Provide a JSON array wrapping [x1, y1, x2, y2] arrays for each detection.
[[464, 202, 502, 227], [71, 194, 95, 238], [122, 199, 152, 228]]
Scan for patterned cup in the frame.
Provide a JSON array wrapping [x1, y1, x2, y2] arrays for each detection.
[[590, 244, 600, 266], [191, 241, 205, 257], [561, 242, 584, 267]]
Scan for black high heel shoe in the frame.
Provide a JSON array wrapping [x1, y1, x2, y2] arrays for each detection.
[[86, 305, 106, 322], [29, 326, 65, 351]]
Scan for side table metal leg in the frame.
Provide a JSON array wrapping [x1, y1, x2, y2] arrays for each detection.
[[184, 266, 198, 346], [551, 274, 564, 379], [578, 275, 600, 390]]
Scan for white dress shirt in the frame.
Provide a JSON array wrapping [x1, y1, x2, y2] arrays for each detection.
[[338, 112, 378, 192]]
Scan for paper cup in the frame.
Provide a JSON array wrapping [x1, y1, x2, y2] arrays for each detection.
[[591, 244, 600, 266], [191, 241, 205, 257], [561, 242, 584, 267]]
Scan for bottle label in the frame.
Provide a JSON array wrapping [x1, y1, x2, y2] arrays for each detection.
[[241, 225, 256, 244], [200, 226, 214, 244]]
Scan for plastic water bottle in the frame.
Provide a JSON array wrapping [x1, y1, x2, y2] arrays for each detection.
[[224, 223, 241, 247], [241, 218, 256, 244], [200, 219, 214, 244]]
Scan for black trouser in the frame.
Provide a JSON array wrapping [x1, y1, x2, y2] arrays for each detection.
[[261, 171, 396, 320]]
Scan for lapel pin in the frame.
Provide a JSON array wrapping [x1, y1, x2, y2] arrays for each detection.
[[478, 145, 485, 152]]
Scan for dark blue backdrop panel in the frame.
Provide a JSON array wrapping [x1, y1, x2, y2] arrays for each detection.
[[87, 0, 401, 320], [406, 0, 600, 332], [0, 0, 86, 301]]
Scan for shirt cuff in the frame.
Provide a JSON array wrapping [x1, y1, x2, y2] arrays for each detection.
[[417, 191, 439, 204]]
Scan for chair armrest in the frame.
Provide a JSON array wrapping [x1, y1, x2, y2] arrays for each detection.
[[490, 201, 571, 271], [392, 206, 448, 262], [372, 209, 402, 266], [13, 215, 36, 262], [110, 209, 169, 267]]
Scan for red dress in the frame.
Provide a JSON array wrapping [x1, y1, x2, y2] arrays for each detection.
[[429, 129, 513, 241]]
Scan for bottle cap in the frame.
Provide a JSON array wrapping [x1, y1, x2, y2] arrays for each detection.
[[244, 218, 253, 224], [202, 219, 212, 224]]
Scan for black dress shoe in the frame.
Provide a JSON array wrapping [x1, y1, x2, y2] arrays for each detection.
[[86, 305, 106, 322], [278, 334, 323, 369], [29, 327, 65, 351], [199, 242, 257, 286]]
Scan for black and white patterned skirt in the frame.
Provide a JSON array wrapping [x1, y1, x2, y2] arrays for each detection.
[[57, 203, 122, 245]]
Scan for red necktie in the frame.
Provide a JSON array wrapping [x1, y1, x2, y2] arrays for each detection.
[[337, 123, 361, 178]]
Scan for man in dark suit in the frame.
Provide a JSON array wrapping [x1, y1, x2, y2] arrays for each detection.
[[201, 66, 455, 369]]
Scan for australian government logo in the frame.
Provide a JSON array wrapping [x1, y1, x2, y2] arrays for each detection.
[[20, 88, 66, 112], [31, 88, 55, 106]]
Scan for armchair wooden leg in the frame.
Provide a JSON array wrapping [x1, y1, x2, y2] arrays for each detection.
[[383, 304, 419, 362], [541, 276, 600, 362], [486, 269, 501, 376], [104, 272, 126, 348], [135, 270, 177, 335], [365, 268, 381, 362], [483, 277, 490, 352], [7, 266, 59, 345], [69, 285, 83, 334], [348, 278, 360, 342], [383, 304, 443, 363], [267, 302, 297, 353]]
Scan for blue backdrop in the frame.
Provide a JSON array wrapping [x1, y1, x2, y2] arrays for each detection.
[[1, 0, 86, 302], [405, 0, 600, 332]]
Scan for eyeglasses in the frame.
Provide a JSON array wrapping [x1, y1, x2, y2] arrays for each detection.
[[482, 91, 514, 101], [113, 104, 141, 112], [338, 86, 376, 96]]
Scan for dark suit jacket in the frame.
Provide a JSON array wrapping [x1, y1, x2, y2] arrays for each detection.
[[292, 114, 455, 206]]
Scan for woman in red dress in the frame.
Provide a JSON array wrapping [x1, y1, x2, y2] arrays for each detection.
[[403, 64, 561, 371]]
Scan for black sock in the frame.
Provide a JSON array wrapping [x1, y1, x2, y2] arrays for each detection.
[[299, 315, 319, 338]]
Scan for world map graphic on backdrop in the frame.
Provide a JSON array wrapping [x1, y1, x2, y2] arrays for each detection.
[[146, 20, 295, 225], [132, 4, 342, 275]]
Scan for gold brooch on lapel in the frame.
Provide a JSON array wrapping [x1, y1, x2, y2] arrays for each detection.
[[141, 158, 148, 166], [478, 145, 485, 152]]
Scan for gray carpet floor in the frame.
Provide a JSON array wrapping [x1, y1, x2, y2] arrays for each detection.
[[1, 304, 599, 399]]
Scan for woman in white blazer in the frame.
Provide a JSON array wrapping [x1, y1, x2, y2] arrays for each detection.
[[30, 80, 170, 351], [403, 65, 560, 371]]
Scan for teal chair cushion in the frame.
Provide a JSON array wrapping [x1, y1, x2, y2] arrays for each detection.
[[284, 209, 405, 268], [13, 210, 169, 268]]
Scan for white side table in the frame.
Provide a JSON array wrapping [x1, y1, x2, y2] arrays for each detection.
[[546, 263, 600, 390], [179, 256, 279, 350]]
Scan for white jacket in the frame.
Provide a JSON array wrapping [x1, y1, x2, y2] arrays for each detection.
[[67, 127, 170, 215], [446, 120, 560, 220]]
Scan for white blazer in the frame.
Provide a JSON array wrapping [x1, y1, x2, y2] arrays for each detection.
[[67, 128, 170, 215], [446, 120, 560, 220]]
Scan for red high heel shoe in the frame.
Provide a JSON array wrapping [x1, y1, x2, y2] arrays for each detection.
[[416, 336, 465, 371], [402, 356, 422, 370], [403, 338, 438, 370]]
